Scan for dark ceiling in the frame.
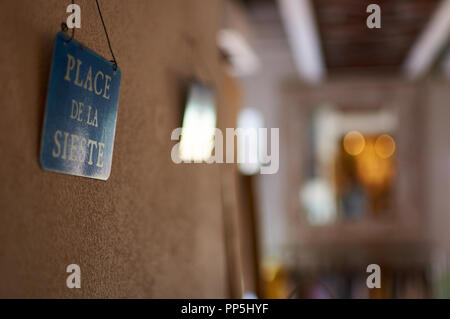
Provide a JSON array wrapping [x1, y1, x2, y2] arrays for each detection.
[[313, 0, 440, 73], [240, 0, 441, 74]]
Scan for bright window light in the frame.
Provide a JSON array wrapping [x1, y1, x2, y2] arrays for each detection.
[[179, 83, 217, 162], [237, 108, 264, 175]]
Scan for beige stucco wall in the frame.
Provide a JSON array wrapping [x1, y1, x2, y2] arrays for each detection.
[[0, 0, 237, 298]]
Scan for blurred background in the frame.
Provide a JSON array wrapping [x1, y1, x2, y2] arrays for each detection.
[[1, 0, 450, 298], [221, 0, 450, 299]]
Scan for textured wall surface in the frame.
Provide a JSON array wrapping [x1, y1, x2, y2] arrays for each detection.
[[0, 0, 232, 298]]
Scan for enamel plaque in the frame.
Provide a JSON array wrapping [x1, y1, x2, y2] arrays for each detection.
[[40, 32, 121, 180]]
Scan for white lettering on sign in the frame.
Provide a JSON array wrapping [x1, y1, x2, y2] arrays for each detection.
[[52, 130, 105, 167], [48, 54, 111, 169], [64, 54, 112, 100], [70, 99, 98, 127]]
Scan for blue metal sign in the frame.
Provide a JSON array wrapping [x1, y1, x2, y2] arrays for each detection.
[[40, 32, 121, 180]]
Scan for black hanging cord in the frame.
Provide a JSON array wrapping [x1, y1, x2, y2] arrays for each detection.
[[95, 0, 118, 71], [61, 0, 75, 42], [60, 0, 118, 71]]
